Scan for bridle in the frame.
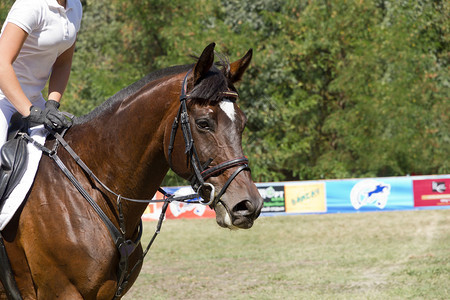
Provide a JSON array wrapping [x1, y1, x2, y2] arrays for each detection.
[[167, 69, 251, 206]]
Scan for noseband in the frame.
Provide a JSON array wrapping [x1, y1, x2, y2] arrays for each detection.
[[167, 70, 250, 205]]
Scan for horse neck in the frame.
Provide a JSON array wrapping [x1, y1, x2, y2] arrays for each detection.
[[64, 74, 183, 231]]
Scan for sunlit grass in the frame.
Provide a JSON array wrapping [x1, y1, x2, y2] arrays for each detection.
[[124, 210, 450, 299]]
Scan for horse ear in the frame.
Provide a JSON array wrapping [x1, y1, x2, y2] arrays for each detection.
[[229, 48, 252, 83], [193, 43, 216, 83]]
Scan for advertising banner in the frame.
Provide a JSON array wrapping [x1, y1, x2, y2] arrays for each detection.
[[257, 184, 285, 212], [143, 175, 450, 220], [284, 182, 326, 213], [142, 190, 165, 221], [413, 178, 450, 207], [325, 177, 413, 213], [141, 187, 215, 221]]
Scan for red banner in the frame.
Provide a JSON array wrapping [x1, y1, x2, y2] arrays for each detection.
[[141, 189, 215, 221], [413, 178, 450, 207]]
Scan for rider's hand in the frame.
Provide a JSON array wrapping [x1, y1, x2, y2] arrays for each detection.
[[43, 100, 70, 129], [25, 106, 45, 128], [25, 100, 70, 129]]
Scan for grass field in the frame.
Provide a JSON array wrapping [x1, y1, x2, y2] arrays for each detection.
[[123, 210, 449, 300]]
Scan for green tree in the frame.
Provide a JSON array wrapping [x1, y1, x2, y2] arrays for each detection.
[[0, 0, 14, 22], [62, 0, 144, 116], [218, 0, 449, 180], [323, 0, 450, 176]]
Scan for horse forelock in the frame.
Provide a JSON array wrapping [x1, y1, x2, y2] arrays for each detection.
[[188, 65, 236, 106]]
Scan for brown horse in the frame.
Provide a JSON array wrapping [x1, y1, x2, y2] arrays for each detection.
[[0, 43, 263, 299]]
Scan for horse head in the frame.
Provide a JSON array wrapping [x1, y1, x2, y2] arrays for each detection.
[[165, 43, 263, 229]]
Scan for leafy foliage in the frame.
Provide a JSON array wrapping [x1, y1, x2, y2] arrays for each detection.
[[1, 0, 448, 184]]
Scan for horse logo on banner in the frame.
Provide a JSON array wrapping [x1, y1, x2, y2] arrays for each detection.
[[350, 179, 391, 210]]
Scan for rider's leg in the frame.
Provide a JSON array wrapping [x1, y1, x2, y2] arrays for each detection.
[[0, 232, 22, 300]]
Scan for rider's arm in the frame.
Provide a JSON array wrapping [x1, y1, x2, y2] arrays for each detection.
[[48, 40, 76, 103], [0, 23, 32, 117]]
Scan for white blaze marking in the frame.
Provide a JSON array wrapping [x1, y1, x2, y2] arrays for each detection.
[[219, 100, 236, 121]]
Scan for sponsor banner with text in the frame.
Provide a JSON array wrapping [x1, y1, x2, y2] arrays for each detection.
[[142, 175, 450, 220], [413, 178, 450, 207], [258, 184, 286, 212], [285, 182, 326, 213]]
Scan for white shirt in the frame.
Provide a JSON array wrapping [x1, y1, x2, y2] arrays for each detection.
[[0, 0, 82, 100]]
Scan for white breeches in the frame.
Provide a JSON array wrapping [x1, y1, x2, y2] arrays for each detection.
[[0, 95, 46, 149]]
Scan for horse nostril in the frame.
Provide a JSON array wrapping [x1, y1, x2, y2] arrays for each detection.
[[232, 200, 255, 217]]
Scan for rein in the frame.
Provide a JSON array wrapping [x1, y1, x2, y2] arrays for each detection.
[[22, 69, 251, 299]]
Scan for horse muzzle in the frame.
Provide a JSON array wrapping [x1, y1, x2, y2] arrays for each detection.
[[214, 196, 263, 230]]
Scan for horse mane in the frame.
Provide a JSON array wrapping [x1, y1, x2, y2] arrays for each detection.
[[74, 64, 193, 124], [74, 54, 233, 124]]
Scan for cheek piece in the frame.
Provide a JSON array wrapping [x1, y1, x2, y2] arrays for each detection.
[[167, 69, 250, 206]]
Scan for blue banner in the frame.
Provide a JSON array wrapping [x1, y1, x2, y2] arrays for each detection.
[[157, 175, 450, 219], [325, 177, 414, 213], [257, 175, 450, 216]]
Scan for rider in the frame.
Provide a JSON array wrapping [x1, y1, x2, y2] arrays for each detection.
[[0, 0, 83, 149], [0, 1, 82, 297]]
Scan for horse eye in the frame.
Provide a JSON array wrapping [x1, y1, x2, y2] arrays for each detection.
[[196, 119, 211, 130]]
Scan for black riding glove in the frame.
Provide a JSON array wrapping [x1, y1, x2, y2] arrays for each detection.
[[43, 100, 70, 129], [25, 106, 46, 128], [25, 100, 70, 129]]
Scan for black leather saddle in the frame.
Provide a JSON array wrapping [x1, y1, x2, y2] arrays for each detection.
[[0, 113, 29, 209]]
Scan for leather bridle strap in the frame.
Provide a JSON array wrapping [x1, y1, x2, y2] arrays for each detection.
[[192, 157, 250, 205], [168, 70, 250, 206], [216, 164, 250, 201], [201, 157, 249, 180]]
